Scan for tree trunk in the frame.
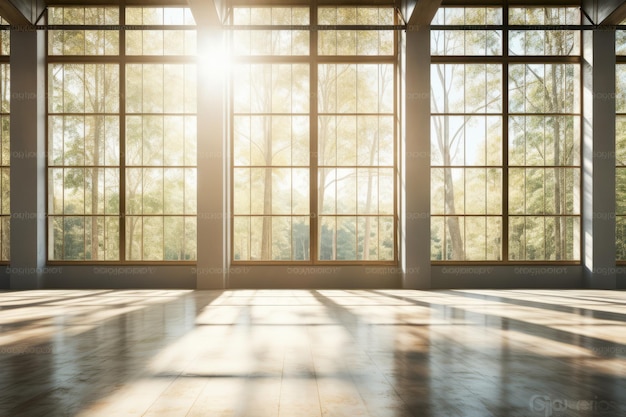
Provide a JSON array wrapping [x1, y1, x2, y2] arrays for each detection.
[[261, 116, 272, 259], [362, 131, 378, 260], [91, 119, 101, 260], [551, 65, 563, 260], [442, 116, 464, 260], [444, 168, 464, 259], [90, 66, 102, 260], [433, 64, 464, 260]]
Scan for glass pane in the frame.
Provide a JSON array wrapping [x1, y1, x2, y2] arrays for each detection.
[[0, 168, 7, 216], [617, 217, 626, 260], [509, 64, 579, 114], [143, 216, 163, 260], [292, 216, 310, 260], [0, 215, 9, 261], [142, 168, 164, 215], [164, 216, 184, 260], [358, 216, 378, 260], [233, 8, 310, 56], [509, 116, 579, 166], [336, 217, 356, 260], [233, 61, 312, 261], [617, 31, 626, 56], [234, 216, 250, 260], [617, 169, 626, 215], [318, 7, 394, 56], [509, 216, 578, 261], [271, 216, 291, 260], [509, 8, 579, 56], [431, 216, 445, 260], [617, 65, 626, 113], [63, 216, 85, 260]]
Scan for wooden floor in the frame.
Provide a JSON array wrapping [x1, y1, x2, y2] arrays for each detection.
[[1, 289, 625, 417]]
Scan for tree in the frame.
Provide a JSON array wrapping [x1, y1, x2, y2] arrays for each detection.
[[49, 60, 119, 260], [233, 62, 309, 261], [431, 62, 502, 260], [317, 63, 394, 261], [0, 61, 9, 261], [431, 8, 503, 261], [49, 7, 197, 261], [508, 8, 578, 260], [611, 62, 626, 259], [233, 9, 310, 261], [431, 7, 579, 261], [232, 7, 395, 262]]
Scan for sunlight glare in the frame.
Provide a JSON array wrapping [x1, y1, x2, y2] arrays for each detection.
[[198, 31, 231, 80]]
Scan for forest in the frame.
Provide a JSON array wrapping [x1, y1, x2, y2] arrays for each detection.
[[232, 7, 395, 262], [47, 7, 197, 261], [431, 7, 580, 261], [3, 6, 610, 263]]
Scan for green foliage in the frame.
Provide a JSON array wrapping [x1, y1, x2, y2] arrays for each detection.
[[233, 11, 396, 263], [48, 7, 197, 261], [432, 7, 580, 262]]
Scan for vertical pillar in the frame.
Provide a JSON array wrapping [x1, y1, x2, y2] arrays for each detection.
[[196, 26, 228, 289], [402, 26, 431, 289], [9, 29, 46, 289], [583, 28, 617, 288]]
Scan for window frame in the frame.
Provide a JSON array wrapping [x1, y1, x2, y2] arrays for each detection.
[[615, 32, 626, 264], [0, 17, 9, 264], [46, 6, 198, 264], [431, 5, 583, 264], [230, 5, 399, 265]]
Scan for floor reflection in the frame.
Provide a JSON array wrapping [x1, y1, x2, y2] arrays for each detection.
[[0, 289, 625, 416]]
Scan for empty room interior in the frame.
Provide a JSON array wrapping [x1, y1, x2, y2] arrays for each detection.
[[1, 0, 626, 416]]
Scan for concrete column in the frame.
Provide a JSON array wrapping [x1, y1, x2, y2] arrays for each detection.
[[196, 26, 228, 289], [582, 28, 617, 289], [9, 29, 46, 289], [402, 27, 431, 289]]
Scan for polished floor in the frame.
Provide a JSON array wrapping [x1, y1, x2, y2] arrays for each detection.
[[0, 289, 625, 417]]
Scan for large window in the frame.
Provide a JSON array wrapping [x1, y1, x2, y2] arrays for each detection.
[[232, 6, 396, 263], [47, 7, 197, 262], [431, 8, 503, 261], [508, 7, 580, 262], [0, 17, 8, 262], [617, 31, 626, 261], [431, 6, 581, 262], [232, 8, 311, 261]]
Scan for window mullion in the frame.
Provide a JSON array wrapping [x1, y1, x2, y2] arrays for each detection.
[[310, 4, 319, 263], [503, 5, 510, 262], [120, 5, 126, 261]]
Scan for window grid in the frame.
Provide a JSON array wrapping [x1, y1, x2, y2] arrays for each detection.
[[232, 7, 312, 262], [0, 20, 9, 261], [0, 17, 9, 56], [47, 6, 197, 263], [233, 64, 311, 262], [124, 63, 197, 262], [431, 62, 504, 261], [125, 7, 196, 57], [231, 6, 397, 263], [617, 21, 626, 262], [616, 63, 626, 262], [317, 64, 395, 262], [431, 6, 582, 263]]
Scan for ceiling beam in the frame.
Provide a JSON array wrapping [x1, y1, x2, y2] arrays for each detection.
[[0, 0, 45, 25], [442, 0, 580, 5], [582, 0, 626, 25], [46, 0, 188, 4], [404, 0, 442, 26], [186, 0, 223, 26]]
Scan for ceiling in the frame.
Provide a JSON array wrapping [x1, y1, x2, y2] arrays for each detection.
[[1, 0, 626, 28]]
